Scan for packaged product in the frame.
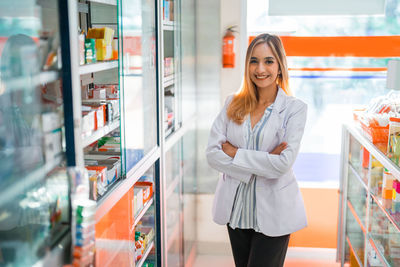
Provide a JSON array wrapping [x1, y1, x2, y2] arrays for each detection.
[[84, 38, 96, 64], [388, 117, 400, 166]]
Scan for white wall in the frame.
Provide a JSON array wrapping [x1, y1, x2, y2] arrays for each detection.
[[195, 0, 248, 254], [220, 0, 247, 105]]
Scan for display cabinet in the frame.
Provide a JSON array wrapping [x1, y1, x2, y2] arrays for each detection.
[[338, 125, 400, 267], [1, 0, 198, 265], [0, 0, 71, 266]]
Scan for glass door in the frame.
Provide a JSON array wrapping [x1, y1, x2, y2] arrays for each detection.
[[0, 0, 70, 265]]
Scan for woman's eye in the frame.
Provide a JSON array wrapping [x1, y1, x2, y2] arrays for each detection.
[[266, 60, 274, 64], [250, 60, 257, 64]]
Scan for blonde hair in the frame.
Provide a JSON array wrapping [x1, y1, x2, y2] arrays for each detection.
[[227, 34, 291, 124]]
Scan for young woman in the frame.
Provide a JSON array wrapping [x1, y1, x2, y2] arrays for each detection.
[[206, 33, 308, 267]]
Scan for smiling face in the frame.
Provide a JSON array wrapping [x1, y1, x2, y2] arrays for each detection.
[[248, 42, 280, 92]]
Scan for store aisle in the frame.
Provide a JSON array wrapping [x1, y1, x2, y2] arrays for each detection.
[[193, 247, 342, 267]]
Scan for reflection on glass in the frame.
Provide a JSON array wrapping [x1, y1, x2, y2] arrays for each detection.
[[369, 197, 400, 266], [0, 1, 68, 266], [0, 169, 69, 266], [345, 206, 365, 265], [182, 130, 197, 265], [120, 0, 157, 171]]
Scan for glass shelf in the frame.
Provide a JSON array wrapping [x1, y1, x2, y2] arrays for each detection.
[[370, 193, 400, 233], [0, 155, 63, 208], [163, 21, 174, 31], [348, 162, 368, 191], [132, 198, 154, 232], [136, 241, 154, 267], [346, 235, 363, 267], [369, 195, 400, 266], [1, 71, 60, 92], [79, 61, 118, 75], [82, 120, 120, 147], [88, 0, 117, 5], [164, 75, 174, 88], [368, 237, 391, 267]]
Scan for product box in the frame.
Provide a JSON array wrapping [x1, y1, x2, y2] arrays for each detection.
[[42, 80, 63, 103], [42, 111, 62, 133], [79, 33, 85, 65], [91, 88, 107, 100], [82, 110, 95, 136], [82, 104, 106, 129], [84, 39, 96, 64], [87, 27, 114, 45], [86, 165, 108, 195], [43, 130, 62, 162], [99, 158, 121, 184], [134, 187, 144, 216], [135, 182, 153, 204]]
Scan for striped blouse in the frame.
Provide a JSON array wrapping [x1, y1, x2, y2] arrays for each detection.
[[229, 104, 274, 231]]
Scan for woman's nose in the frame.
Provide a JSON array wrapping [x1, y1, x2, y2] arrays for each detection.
[[256, 63, 266, 73]]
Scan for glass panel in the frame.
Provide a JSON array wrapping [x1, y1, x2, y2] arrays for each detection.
[[165, 141, 182, 191], [0, 0, 69, 265], [166, 187, 182, 267], [347, 166, 367, 227], [120, 0, 157, 171], [165, 140, 183, 266], [369, 197, 400, 266], [182, 129, 196, 265], [163, 0, 182, 137], [345, 205, 365, 265], [181, 0, 196, 123]]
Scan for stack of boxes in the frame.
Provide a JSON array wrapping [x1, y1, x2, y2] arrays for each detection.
[[73, 199, 96, 267], [85, 137, 122, 200]]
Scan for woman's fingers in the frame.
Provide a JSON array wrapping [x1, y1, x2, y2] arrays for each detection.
[[271, 142, 287, 155]]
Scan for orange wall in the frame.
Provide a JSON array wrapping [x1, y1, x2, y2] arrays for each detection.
[[289, 188, 339, 248]]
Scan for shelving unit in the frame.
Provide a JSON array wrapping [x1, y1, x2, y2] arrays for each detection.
[[338, 124, 400, 267], [1, 0, 198, 265]]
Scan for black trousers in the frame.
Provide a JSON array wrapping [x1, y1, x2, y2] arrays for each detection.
[[227, 225, 290, 267]]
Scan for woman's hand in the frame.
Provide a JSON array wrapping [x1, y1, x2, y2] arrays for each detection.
[[222, 141, 238, 158], [270, 142, 287, 155]]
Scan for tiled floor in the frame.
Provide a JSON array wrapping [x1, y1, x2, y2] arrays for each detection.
[[193, 247, 342, 267]]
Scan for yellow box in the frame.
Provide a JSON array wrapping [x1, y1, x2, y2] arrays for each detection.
[[87, 27, 114, 45]]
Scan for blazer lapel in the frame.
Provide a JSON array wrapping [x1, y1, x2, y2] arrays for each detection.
[[260, 88, 287, 151]]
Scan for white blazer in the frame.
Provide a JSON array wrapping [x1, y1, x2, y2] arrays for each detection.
[[206, 88, 308, 237]]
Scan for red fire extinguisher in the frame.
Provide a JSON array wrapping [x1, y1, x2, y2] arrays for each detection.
[[223, 26, 237, 68]]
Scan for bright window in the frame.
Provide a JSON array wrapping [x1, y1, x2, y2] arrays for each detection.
[[248, 0, 400, 187]]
